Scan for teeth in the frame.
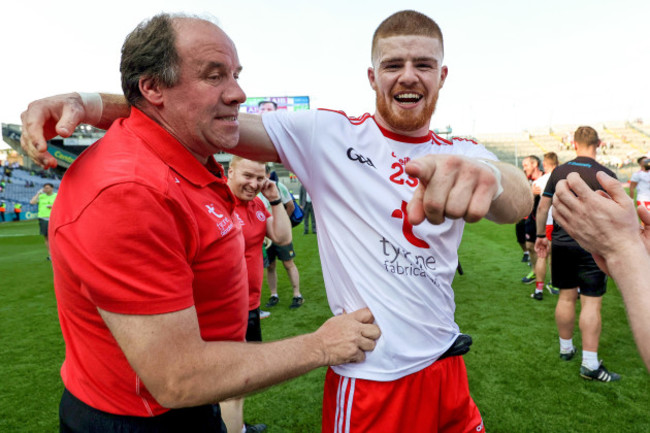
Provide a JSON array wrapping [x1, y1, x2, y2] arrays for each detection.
[[395, 93, 422, 103]]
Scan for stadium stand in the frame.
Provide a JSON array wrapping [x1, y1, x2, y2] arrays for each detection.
[[476, 120, 650, 181]]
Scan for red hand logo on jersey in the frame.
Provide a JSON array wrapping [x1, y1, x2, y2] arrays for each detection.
[[391, 200, 430, 248]]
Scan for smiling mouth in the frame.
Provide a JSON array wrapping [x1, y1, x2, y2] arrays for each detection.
[[394, 93, 423, 104], [217, 115, 238, 121]]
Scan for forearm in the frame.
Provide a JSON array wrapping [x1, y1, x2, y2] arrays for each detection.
[[487, 161, 533, 224], [604, 244, 650, 371], [96, 93, 130, 129], [166, 334, 326, 407], [536, 197, 551, 236], [268, 206, 292, 245]]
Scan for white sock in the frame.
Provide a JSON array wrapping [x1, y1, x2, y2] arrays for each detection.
[[241, 425, 246, 433], [559, 338, 574, 353], [582, 350, 599, 370]]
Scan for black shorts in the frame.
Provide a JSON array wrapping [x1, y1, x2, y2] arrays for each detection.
[[524, 217, 536, 243], [59, 388, 225, 433], [246, 308, 263, 343], [39, 218, 49, 237], [515, 219, 526, 244], [551, 243, 607, 296], [267, 242, 296, 263]]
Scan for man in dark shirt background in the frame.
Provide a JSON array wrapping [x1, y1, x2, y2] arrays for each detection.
[[535, 126, 620, 382]]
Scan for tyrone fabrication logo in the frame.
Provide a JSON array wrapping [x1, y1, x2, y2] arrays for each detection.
[[391, 200, 429, 248]]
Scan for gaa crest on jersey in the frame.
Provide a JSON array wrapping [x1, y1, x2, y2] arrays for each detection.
[[256, 211, 266, 222]]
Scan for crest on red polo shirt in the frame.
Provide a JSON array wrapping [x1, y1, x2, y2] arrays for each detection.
[[205, 203, 234, 237]]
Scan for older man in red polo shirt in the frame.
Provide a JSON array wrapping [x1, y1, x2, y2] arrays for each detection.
[[30, 14, 379, 432]]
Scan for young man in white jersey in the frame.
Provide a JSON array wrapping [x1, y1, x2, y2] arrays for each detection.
[[530, 152, 559, 300], [20, 10, 532, 432]]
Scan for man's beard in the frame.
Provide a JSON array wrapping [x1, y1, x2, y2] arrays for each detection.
[[375, 91, 438, 133]]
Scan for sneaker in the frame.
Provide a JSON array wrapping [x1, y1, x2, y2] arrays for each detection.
[[265, 296, 279, 308], [579, 362, 621, 382], [530, 291, 543, 301], [521, 271, 536, 284], [259, 310, 271, 319], [559, 348, 576, 361], [545, 284, 559, 295], [289, 296, 304, 309], [521, 252, 530, 263], [245, 423, 267, 433]]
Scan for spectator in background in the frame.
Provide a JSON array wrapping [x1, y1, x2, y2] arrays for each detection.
[[535, 126, 620, 382], [258, 100, 277, 113], [521, 155, 544, 284], [30, 182, 57, 259], [629, 156, 650, 219], [553, 171, 650, 372], [13, 202, 21, 221], [530, 152, 559, 300], [223, 156, 292, 433], [0, 201, 6, 222], [299, 183, 316, 234]]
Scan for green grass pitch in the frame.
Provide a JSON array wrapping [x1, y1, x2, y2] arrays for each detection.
[[1, 219, 648, 432]]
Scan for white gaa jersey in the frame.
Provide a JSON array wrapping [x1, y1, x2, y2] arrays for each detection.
[[263, 109, 498, 381], [630, 170, 650, 202]]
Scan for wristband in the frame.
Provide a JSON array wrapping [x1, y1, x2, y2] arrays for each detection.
[[536, 234, 547, 239], [78, 92, 103, 125], [269, 198, 282, 206], [477, 160, 504, 201]]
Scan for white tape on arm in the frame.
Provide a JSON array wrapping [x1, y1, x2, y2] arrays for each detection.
[[478, 160, 504, 201], [78, 92, 103, 125]]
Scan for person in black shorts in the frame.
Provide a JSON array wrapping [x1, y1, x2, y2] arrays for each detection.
[[534, 126, 620, 382]]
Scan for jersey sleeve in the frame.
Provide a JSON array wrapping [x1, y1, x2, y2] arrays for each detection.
[[631, 171, 641, 183], [262, 110, 318, 186], [543, 170, 558, 198], [55, 182, 195, 315]]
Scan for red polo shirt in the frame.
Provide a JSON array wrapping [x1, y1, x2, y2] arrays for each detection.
[[50, 107, 248, 417], [233, 197, 271, 310]]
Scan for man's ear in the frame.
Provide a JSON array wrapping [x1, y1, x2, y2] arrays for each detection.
[[139, 76, 164, 106], [368, 67, 378, 91]]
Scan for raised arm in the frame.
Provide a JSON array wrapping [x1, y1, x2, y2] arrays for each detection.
[[99, 305, 379, 407], [404, 155, 532, 226], [20, 92, 129, 168], [261, 179, 292, 245], [553, 171, 650, 371]]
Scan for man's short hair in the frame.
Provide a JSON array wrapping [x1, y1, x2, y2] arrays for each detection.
[[258, 100, 277, 110], [524, 155, 541, 167], [637, 156, 647, 164], [229, 155, 265, 170], [543, 152, 559, 168], [371, 10, 444, 63], [43, 182, 54, 188], [573, 126, 600, 147], [121, 13, 191, 107]]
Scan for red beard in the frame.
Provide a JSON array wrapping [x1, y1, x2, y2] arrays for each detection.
[[375, 91, 438, 133]]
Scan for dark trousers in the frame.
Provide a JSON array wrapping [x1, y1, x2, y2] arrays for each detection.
[[59, 388, 226, 433], [303, 202, 316, 233]]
